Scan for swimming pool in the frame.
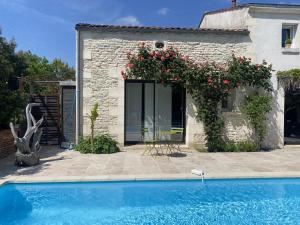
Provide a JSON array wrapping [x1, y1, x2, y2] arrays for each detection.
[[1, 178, 300, 225]]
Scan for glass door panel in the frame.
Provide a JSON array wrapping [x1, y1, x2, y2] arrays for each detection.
[[171, 85, 185, 141], [155, 84, 172, 141], [125, 83, 142, 142], [144, 83, 154, 141]]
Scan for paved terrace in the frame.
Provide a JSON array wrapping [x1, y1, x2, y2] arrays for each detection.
[[1, 145, 300, 185]]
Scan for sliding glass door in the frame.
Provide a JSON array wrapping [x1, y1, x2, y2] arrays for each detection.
[[125, 82, 143, 142], [125, 80, 185, 144]]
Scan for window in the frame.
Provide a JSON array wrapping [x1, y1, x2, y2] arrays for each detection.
[[155, 41, 165, 49], [282, 24, 296, 48], [125, 81, 185, 144], [221, 93, 234, 112], [153, 41, 166, 50]]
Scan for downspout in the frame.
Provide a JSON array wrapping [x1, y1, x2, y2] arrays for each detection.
[[75, 28, 81, 144]]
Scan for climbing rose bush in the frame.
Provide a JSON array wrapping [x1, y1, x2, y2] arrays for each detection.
[[122, 43, 273, 151]]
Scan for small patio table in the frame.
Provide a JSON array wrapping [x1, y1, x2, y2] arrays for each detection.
[[158, 128, 184, 155]]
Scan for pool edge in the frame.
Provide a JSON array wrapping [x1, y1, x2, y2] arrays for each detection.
[[2, 173, 300, 186]]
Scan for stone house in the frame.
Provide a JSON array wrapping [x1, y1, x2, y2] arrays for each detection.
[[75, 2, 300, 149]]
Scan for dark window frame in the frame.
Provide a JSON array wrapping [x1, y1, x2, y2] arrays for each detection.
[[282, 24, 296, 48]]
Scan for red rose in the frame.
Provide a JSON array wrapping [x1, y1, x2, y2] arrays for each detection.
[[161, 56, 165, 61], [126, 63, 134, 69], [183, 55, 189, 61], [223, 79, 229, 85]]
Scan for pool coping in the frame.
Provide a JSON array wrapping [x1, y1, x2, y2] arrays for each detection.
[[1, 172, 300, 186]]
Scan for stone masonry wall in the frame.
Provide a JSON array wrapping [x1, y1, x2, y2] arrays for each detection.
[[79, 28, 253, 147], [0, 129, 15, 159]]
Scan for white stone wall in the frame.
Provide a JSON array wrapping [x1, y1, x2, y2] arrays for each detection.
[[200, 8, 249, 30], [78, 28, 252, 147], [200, 6, 300, 149], [249, 10, 300, 149]]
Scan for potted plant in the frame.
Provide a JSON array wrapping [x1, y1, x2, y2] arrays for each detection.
[[285, 39, 292, 48]]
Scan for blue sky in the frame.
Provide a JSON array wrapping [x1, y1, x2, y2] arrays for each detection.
[[0, 0, 299, 67]]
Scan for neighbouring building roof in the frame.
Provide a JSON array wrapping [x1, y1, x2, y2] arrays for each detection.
[[202, 2, 300, 16], [75, 23, 249, 34], [199, 3, 300, 28]]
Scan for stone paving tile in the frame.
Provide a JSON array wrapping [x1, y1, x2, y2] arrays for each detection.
[[1, 146, 300, 184]]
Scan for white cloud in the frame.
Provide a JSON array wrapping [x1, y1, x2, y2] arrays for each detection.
[[115, 16, 141, 26], [158, 7, 170, 16]]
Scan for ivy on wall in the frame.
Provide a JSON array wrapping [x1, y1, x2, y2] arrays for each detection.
[[122, 43, 273, 151], [241, 93, 272, 148], [277, 69, 300, 90]]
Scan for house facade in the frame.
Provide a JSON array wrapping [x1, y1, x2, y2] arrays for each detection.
[[75, 3, 300, 149], [200, 3, 300, 147]]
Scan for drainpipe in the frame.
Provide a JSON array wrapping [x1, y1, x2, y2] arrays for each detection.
[[75, 28, 81, 145], [232, 0, 237, 7]]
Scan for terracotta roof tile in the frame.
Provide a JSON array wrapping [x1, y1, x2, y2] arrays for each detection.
[[75, 23, 249, 34]]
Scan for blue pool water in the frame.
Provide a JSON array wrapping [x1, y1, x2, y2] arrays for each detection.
[[1, 178, 300, 225]]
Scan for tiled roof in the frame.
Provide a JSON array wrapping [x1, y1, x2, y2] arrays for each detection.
[[75, 23, 249, 34], [203, 3, 300, 16]]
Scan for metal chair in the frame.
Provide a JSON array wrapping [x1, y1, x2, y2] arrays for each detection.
[[141, 128, 159, 155], [157, 130, 173, 155], [170, 127, 184, 153]]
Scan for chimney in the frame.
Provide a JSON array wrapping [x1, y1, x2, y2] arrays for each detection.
[[232, 0, 237, 7]]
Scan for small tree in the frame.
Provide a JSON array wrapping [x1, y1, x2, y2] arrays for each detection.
[[88, 103, 99, 151], [0, 29, 27, 127]]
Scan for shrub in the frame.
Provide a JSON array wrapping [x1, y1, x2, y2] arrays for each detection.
[[93, 135, 119, 154], [223, 140, 238, 152], [76, 134, 119, 154], [75, 137, 91, 154], [215, 140, 258, 152], [236, 140, 258, 152]]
